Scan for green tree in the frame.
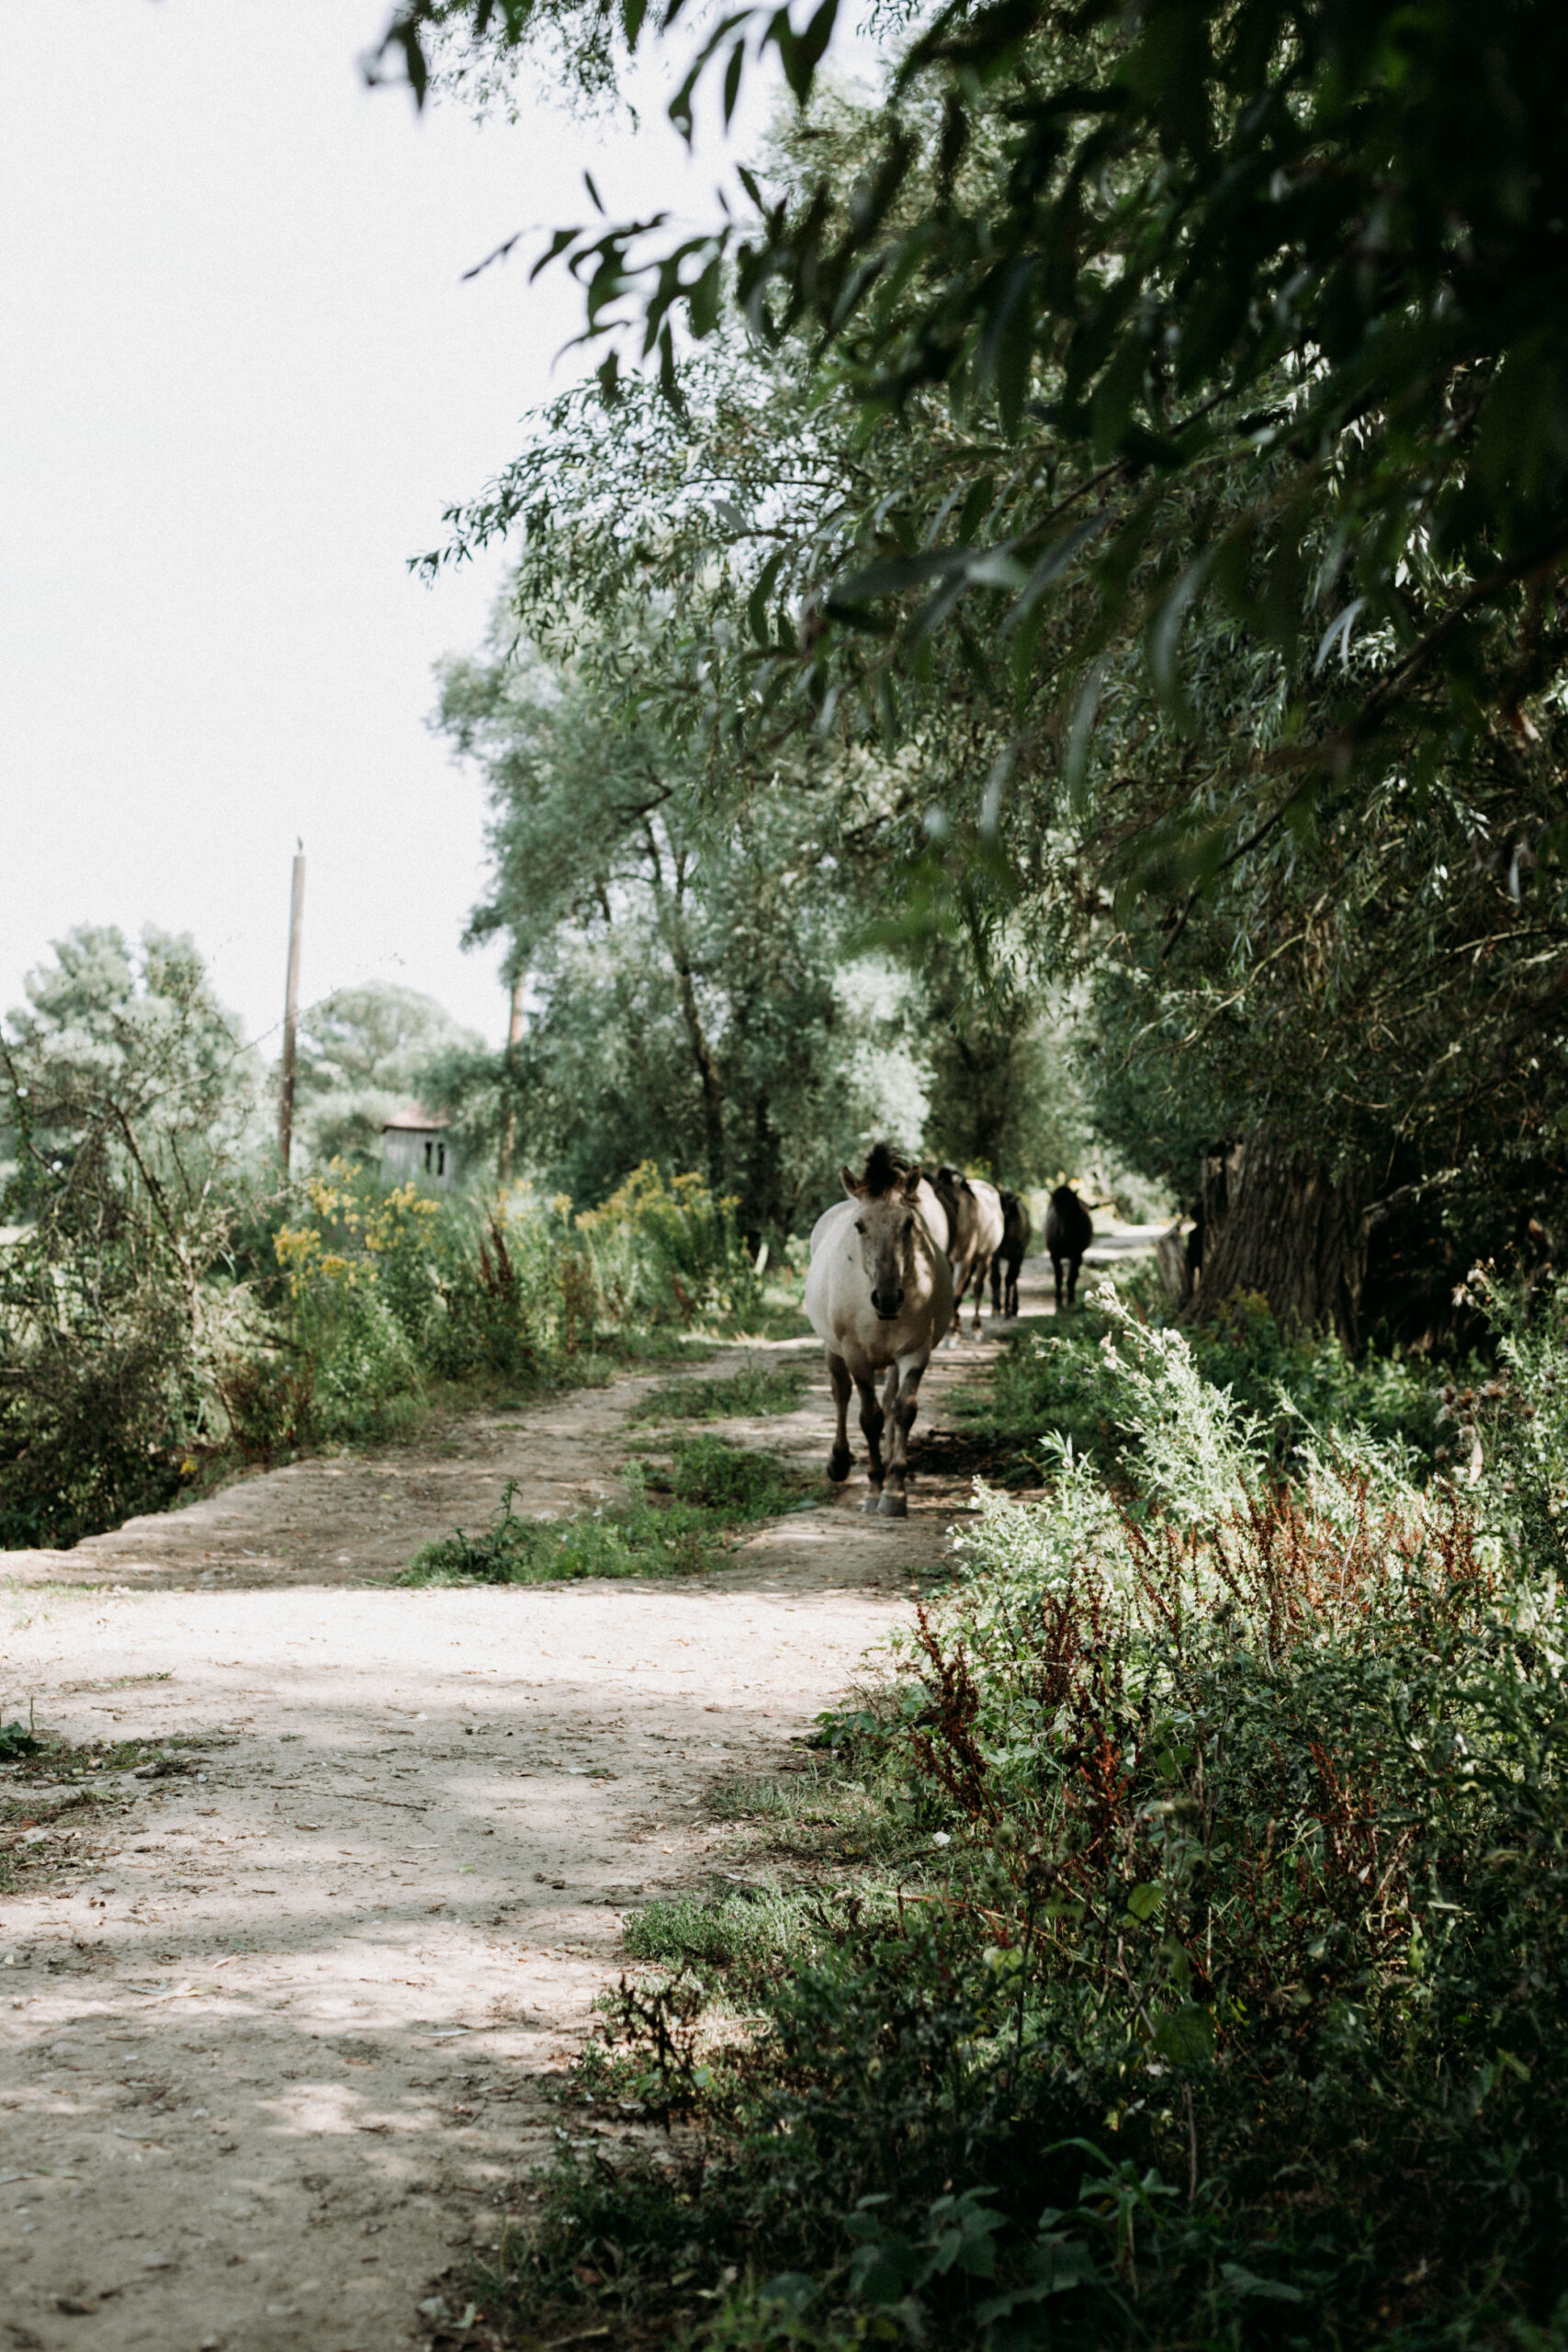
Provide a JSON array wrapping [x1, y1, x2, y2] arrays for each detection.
[[434, 628, 933, 1235], [293, 981, 482, 1167], [0, 928, 261, 1543], [394, 0, 1568, 810], [379, 1, 1568, 1332]]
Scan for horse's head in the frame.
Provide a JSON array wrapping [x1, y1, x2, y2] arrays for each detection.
[[840, 1158, 924, 1320]]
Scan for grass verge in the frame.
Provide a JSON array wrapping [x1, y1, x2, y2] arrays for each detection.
[[398, 1436, 817, 1586], [628, 1364, 810, 1425]]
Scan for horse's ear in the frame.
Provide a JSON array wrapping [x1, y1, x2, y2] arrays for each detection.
[[901, 1170, 923, 1204], [841, 1165, 862, 1199]]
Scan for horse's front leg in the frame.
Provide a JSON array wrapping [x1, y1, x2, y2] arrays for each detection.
[[878, 1354, 928, 1517], [882, 1363, 909, 1482], [945, 1258, 967, 1346], [827, 1351, 853, 1483], [855, 1372, 886, 1512], [971, 1257, 989, 1334]]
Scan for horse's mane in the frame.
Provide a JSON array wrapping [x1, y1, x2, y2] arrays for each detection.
[[859, 1142, 908, 1200]]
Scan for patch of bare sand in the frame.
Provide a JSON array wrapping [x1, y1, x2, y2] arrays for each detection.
[[0, 1268, 1065, 2352]]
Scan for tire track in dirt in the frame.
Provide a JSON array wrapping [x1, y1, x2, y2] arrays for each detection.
[[0, 1273, 1058, 2352]]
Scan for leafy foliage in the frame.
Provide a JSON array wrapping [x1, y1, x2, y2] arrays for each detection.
[[399, 0, 1568, 799], [0, 915, 813, 1533], [434, 636, 943, 1236], [0, 927, 259, 1544], [962, 1278, 1448, 1477], [389, 0, 1568, 1330], [471, 1284, 1568, 2346]]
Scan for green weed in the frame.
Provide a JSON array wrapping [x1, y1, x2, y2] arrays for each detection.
[[959, 1280, 1446, 1482], [399, 1440, 813, 1588], [643, 1434, 812, 1518], [623, 1889, 819, 1977], [628, 1364, 809, 1424], [0, 1705, 41, 1761]]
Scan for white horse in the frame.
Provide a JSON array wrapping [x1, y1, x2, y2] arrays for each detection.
[[805, 1144, 954, 1517]]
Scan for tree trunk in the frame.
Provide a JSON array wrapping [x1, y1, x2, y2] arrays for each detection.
[[739, 1082, 780, 1252], [1188, 1135, 1366, 1347], [648, 831, 726, 1195], [672, 954, 725, 1194], [1155, 1224, 1192, 1309]]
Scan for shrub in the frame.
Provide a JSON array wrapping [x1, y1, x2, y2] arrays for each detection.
[[0, 1269, 196, 1545], [963, 1280, 1446, 1487], [268, 1167, 612, 1437], [0, 926, 254, 1544], [576, 1163, 763, 1328], [482, 1288, 1568, 2351]]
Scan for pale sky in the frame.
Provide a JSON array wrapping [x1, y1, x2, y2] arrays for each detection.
[[1, 0, 752, 1054]]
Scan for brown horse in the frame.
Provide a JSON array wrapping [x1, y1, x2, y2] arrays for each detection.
[[991, 1188, 1032, 1317], [805, 1143, 954, 1517], [930, 1166, 1007, 1339]]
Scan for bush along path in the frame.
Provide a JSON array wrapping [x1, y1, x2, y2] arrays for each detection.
[[0, 1287, 1043, 2352], [463, 1279, 1568, 2352]]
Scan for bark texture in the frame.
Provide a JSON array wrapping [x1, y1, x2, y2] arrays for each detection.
[[1190, 1135, 1366, 1347]]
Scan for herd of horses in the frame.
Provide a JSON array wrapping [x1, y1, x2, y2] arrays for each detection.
[[803, 1145, 1096, 1517]]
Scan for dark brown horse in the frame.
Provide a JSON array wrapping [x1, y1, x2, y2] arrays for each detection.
[[991, 1188, 1032, 1317], [1044, 1183, 1094, 1309]]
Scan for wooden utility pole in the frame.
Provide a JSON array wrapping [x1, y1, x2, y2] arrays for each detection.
[[277, 843, 306, 1175], [498, 971, 524, 1184]]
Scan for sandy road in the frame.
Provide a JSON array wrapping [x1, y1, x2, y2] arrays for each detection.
[[0, 1278, 1056, 2352]]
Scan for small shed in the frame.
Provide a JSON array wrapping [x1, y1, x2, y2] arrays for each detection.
[[381, 1103, 457, 1192]]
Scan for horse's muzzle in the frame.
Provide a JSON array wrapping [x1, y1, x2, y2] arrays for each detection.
[[871, 1291, 905, 1320]]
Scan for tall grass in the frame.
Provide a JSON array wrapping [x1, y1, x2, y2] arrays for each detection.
[[221, 1160, 791, 1464]]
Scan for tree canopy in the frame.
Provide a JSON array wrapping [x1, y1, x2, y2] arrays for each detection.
[[386, 0, 1568, 1326], [433, 628, 948, 1231], [392, 0, 1568, 822], [293, 980, 482, 1167]]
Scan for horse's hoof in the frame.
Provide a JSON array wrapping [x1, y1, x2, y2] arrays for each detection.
[[828, 1448, 852, 1484], [860, 1490, 884, 1516], [878, 1490, 908, 1518]]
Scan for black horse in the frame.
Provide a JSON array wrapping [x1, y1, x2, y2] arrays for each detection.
[[991, 1189, 1032, 1317], [1044, 1184, 1094, 1309]]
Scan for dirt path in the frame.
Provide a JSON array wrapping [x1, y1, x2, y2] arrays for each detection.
[[0, 1263, 1074, 2352]]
